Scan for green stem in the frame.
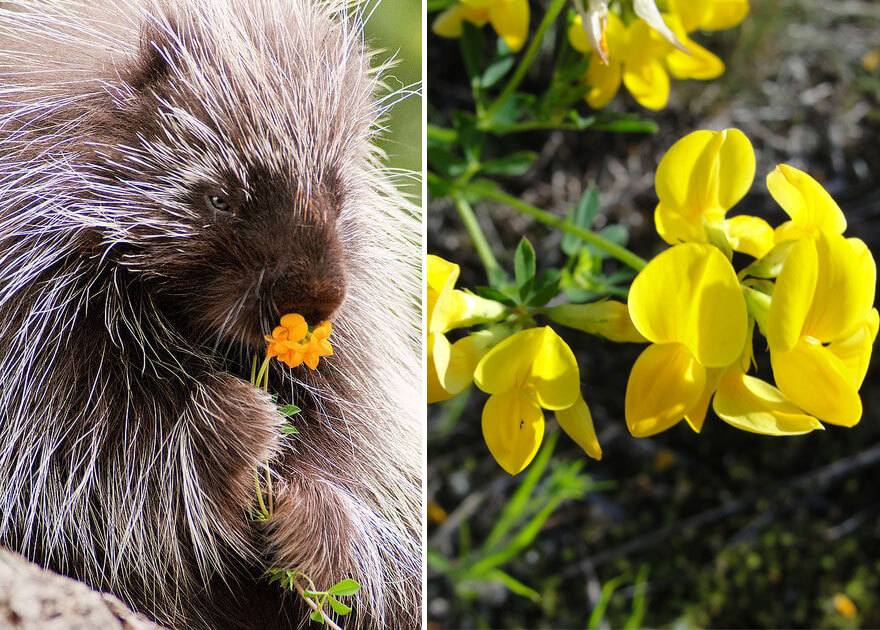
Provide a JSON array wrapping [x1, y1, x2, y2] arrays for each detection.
[[451, 191, 504, 284], [482, 0, 568, 124], [255, 355, 272, 390], [464, 182, 647, 271], [254, 468, 268, 518]]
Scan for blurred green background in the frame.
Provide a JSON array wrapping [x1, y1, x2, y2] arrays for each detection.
[[365, 0, 422, 199]]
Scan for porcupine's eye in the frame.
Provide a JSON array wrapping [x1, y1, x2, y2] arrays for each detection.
[[204, 193, 233, 217]]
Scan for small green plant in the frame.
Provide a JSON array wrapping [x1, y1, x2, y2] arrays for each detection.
[[428, 433, 606, 601], [267, 569, 362, 629]]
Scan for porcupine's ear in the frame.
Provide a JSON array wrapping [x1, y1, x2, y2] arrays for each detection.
[[125, 18, 185, 92]]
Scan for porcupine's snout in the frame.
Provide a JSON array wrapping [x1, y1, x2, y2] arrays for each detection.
[[270, 222, 348, 323]]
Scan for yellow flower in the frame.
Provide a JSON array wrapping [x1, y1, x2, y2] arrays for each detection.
[[544, 301, 647, 343], [654, 129, 768, 252], [428, 327, 508, 403], [265, 314, 333, 370], [474, 326, 601, 474], [766, 230, 877, 426], [569, 12, 673, 110], [432, 0, 529, 53], [428, 255, 506, 334], [767, 164, 847, 243], [833, 593, 857, 619], [625, 243, 748, 436], [667, 0, 750, 33], [427, 255, 507, 403]]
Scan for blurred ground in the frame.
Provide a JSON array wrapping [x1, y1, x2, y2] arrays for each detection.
[[428, 0, 880, 627]]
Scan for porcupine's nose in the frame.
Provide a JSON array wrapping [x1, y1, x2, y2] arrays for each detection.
[[273, 250, 347, 323]]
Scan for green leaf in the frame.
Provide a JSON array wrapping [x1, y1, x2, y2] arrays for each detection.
[[473, 285, 518, 307], [484, 432, 558, 549], [623, 564, 650, 630], [426, 171, 454, 198], [452, 112, 483, 164], [480, 55, 515, 88], [485, 569, 540, 602], [279, 404, 300, 417], [309, 609, 325, 624], [487, 93, 534, 127], [267, 571, 285, 585], [327, 579, 361, 597], [281, 424, 299, 435], [588, 575, 626, 630], [561, 185, 600, 255], [480, 151, 537, 176], [303, 590, 324, 598], [427, 147, 468, 177], [527, 269, 561, 307], [327, 596, 353, 616], [426, 549, 454, 573], [514, 238, 536, 291]]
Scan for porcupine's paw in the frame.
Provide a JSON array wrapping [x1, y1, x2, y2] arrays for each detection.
[[265, 473, 421, 630], [185, 374, 285, 537]]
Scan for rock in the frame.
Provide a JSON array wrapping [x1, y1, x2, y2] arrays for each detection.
[[0, 549, 166, 630]]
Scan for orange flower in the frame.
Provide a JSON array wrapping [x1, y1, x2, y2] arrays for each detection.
[[264, 314, 333, 370]]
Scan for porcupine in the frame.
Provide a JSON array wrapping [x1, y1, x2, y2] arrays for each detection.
[[0, 0, 421, 628]]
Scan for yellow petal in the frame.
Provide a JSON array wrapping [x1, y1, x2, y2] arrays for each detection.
[[482, 390, 545, 475], [441, 329, 502, 395], [473, 327, 544, 395], [713, 367, 823, 435], [699, 0, 750, 30], [768, 165, 846, 241], [828, 314, 876, 389], [529, 327, 580, 410], [427, 332, 455, 403], [568, 14, 592, 54], [622, 52, 670, 110], [544, 301, 647, 343], [432, 5, 467, 38], [654, 129, 755, 244], [446, 289, 508, 330], [683, 367, 724, 432], [628, 242, 748, 367], [488, 0, 529, 53], [669, 0, 749, 31], [771, 337, 863, 427], [724, 215, 774, 259], [802, 232, 877, 343], [766, 237, 818, 352], [585, 55, 622, 109], [276, 313, 309, 341], [427, 254, 461, 332], [665, 34, 725, 80], [556, 394, 602, 460], [625, 343, 707, 437]]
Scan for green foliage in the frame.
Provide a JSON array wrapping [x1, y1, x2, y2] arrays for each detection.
[[429, 433, 602, 603], [266, 569, 361, 626]]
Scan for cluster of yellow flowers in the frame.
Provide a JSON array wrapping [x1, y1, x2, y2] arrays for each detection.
[[431, 0, 749, 111], [568, 0, 749, 110], [428, 127, 877, 475], [629, 128, 877, 437], [265, 313, 333, 370], [428, 255, 646, 473]]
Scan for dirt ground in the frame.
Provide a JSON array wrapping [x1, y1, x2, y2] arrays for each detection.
[[427, 0, 880, 627]]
